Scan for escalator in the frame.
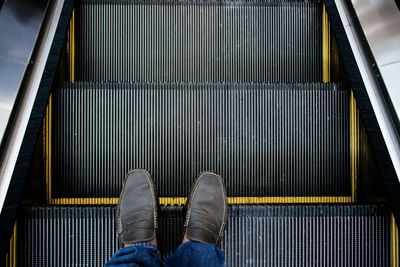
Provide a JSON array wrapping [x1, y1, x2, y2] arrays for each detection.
[[1, 0, 399, 266]]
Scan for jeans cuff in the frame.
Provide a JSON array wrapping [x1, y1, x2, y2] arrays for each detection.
[[130, 242, 158, 250]]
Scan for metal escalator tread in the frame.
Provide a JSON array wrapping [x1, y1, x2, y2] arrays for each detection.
[[19, 205, 391, 266], [52, 82, 350, 198], [75, 0, 322, 83]]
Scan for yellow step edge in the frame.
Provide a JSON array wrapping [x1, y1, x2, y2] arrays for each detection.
[[67, 8, 75, 82], [51, 196, 352, 205], [322, 3, 331, 83], [392, 214, 399, 267], [45, 6, 356, 208], [350, 90, 359, 202], [227, 196, 351, 204], [6, 220, 17, 267]]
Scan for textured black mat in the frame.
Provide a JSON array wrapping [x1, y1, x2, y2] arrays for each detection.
[[52, 82, 350, 198], [18, 205, 391, 266], [75, 0, 322, 82]]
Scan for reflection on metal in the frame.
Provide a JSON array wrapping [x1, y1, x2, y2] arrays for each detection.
[[392, 214, 399, 267], [0, 0, 49, 142], [352, 0, 400, 123], [334, 0, 400, 183], [322, 3, 331, 82], [5, 220, 17, 267], [350, 91, 360, 202], [0, 0, 65, 212]]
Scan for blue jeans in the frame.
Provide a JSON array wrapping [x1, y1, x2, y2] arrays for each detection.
[[105, 241, 225, 267]]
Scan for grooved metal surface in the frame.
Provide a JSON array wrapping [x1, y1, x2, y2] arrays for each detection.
[[52, 82, 350, 198], [75, 0, 322, 82], [19, 205, 391, 266]]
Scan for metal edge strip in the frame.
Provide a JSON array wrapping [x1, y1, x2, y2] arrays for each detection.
[[333, 0, 400, 183], [0, 0, 66, 212]]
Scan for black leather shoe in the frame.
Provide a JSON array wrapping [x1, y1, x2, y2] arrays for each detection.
[[184, 172, 228, 245], [117, 170, 158, 246]]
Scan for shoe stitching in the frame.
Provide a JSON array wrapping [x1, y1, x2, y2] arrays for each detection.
[[218, 176, 227, 240], [118, 169, 158, 244], [141, 170, 158, 229], [185, 172, 227, 244], [184, 173, 205, 227], [117, 169, 146, 218]]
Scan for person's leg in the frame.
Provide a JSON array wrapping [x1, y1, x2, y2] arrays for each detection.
[[105, 242, 162, 267], [164, 172, 227, 267], [163, 241, 224, 267], [105, 170, 161, 267]]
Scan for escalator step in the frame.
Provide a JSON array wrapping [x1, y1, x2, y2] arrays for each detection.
[[19, 205, 391, 266], [52, 82, 350, 198], [75, 0, 322, 83]]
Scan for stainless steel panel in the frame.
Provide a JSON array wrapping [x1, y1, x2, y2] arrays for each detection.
[[381, 62, 400, 112], [0, 0, 65, 213], [0, 56, 25, 101], [352, 0, 400, 121], [0, 57, 25, 136], [334, 0, 400, 182], [0, 0, 48, 63], [0, 0, 49, 142]]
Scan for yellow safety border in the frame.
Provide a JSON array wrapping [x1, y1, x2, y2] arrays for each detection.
[[44, 8, 74, 204], [50, 196, 352, 206], [323, 2, 359, 202], [44, 4, 353, 206], [350, 91, 359, 202], [44, 94, 52, 204], [322, 3, 331, 83], [393, 214, 399, 267], [67, 9, 75, 82], [5, 221, 17, 267]]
